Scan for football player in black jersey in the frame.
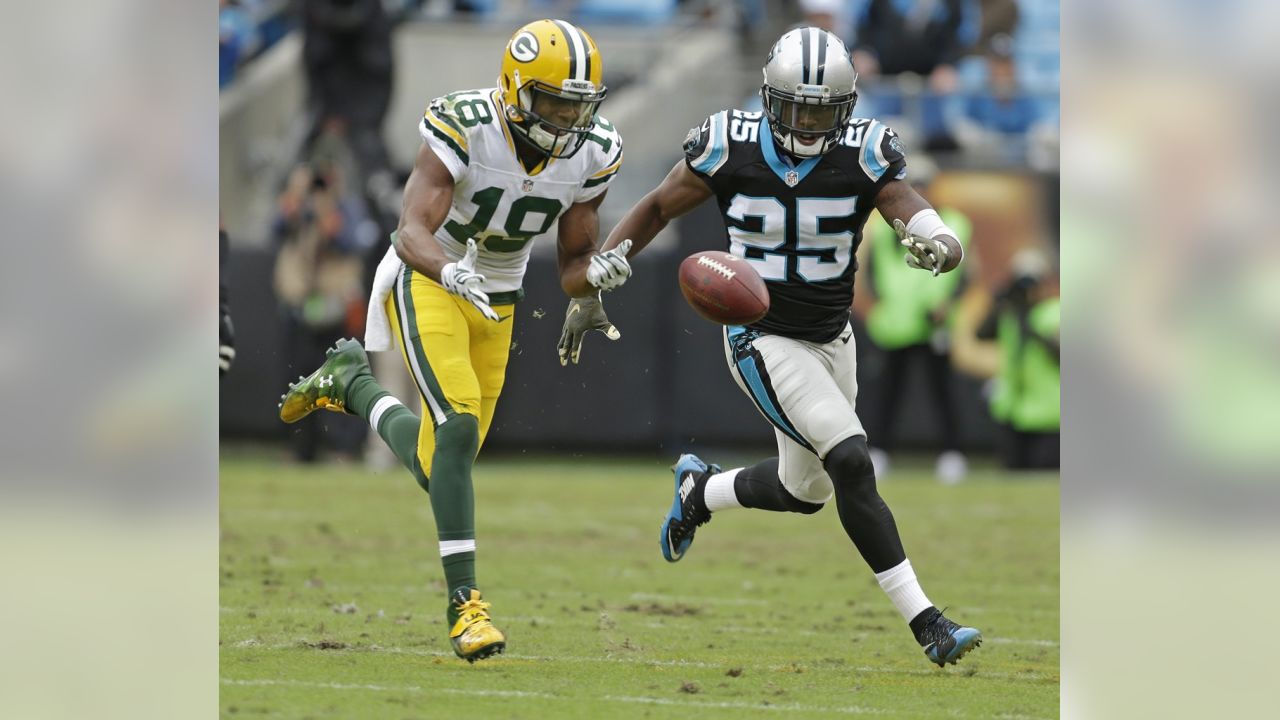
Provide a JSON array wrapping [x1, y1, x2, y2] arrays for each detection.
[[559, 27, 980, 667]]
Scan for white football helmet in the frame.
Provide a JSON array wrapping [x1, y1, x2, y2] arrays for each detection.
[[761, 27, 858, 158]]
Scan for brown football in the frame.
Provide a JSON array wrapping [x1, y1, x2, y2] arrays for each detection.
[[678, 251, 770, 326]]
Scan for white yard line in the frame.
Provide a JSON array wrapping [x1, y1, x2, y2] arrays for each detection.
[[601, 694, 889, 715], [986, 637, 1060, 647], [220, 607, 1058, 648], [223, 678, 550, 699], [224, 679, 1045, 717], [224, 642, 1056, 683]]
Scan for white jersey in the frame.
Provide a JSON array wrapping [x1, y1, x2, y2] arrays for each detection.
[[418, 87, 623, 296]]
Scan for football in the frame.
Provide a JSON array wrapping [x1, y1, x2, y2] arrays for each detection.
[[678, 251, 770, 325]]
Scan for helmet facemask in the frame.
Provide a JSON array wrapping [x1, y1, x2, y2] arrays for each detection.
[[505, 71, 606, 160], [761, 83, 857, 158]]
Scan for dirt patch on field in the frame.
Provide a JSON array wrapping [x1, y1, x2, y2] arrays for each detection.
[[622, 602, 701, 617]]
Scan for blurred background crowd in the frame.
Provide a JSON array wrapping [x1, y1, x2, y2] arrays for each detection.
[[219, 0, 1060, 480]]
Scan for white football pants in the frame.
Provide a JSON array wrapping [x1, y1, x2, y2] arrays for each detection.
[[722, 323, 865, 504]]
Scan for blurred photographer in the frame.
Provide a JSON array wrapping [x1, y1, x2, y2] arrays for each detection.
[[853, 157, 973, 484], [975, 248, 1060, 470], [273, 160, 371, 462]]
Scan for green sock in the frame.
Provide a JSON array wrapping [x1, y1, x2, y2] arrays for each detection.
[[345, 370, 386, 418], [347, 375, 421, 472], [432, 414, 480, 623], [442, 552, 478, 625]]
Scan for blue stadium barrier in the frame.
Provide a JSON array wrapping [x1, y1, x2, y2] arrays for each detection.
[[573, 0, 678, 25]]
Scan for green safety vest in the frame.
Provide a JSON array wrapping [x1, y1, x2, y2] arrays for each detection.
[[990, 297, 1060, 431], [865, 208, 972, 349]]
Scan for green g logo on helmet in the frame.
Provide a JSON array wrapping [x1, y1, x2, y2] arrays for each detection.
[[511, 31, 539, 63]]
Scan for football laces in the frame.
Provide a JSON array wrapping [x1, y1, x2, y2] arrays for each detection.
[[696, 255, 737, 280]]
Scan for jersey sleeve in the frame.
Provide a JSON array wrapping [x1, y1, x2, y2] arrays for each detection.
[[682, 111, 731, 187], [857, 120, 908, 185], [575, 116, 624, 203], [419, 96, 472, 182]]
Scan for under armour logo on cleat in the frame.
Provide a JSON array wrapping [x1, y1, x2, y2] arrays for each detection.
[[318, 375, 334, 388]]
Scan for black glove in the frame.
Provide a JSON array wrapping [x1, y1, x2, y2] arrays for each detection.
[[557, 293, 620, 366], [219, 228, 235, 375], [219, 312, 235, 375]]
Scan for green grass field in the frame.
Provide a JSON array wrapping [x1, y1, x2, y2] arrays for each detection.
[[221, 451, 1059, 719]]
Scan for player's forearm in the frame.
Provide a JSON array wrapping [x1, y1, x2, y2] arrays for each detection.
[[394, 224, 450, 281], [603, 194, 667, 256], [558, 258, 596, 298], [933, 233, 963, 273]]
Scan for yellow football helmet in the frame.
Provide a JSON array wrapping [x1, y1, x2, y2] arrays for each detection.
[[498, 19, 607, 159]]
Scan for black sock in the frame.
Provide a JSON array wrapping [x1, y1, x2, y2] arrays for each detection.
[[733, 459, 824, 514], [825, 436, 907, 572]]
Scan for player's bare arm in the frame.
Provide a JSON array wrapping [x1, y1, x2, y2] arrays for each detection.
[[556, 191, 608, 298], [602, 160, 714, 255], [874, 179, 963, 274], [393, 143, 457, 281]]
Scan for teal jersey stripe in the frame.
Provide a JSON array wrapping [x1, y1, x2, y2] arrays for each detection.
[[862, 122, 887, 180], [759, 118, 821, 185], [691, 112, 727, 175], [726, 326, 815, 453]]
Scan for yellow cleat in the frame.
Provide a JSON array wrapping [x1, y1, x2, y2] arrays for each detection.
[[448, 588, 506, 663]]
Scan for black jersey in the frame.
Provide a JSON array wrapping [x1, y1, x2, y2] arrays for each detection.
[[683, 110, 907, 343]]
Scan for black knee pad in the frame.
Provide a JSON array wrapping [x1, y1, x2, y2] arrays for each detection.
[[823, 435, 876, 495]]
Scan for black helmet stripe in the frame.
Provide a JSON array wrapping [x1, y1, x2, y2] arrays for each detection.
[[815, 29, 828, 85], [552, 19, 586, 82], [800, 26, 812, 84]]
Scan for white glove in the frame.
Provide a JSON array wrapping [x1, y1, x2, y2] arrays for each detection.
[[586, 238, 633, 291], [893, 219, 950, 277], [219, 344, 235, 375], [440, 239, 500, 321]]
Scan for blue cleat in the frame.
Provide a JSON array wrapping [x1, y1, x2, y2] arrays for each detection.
[[916, 608, 983, 667], [659, 454, 719, 562]]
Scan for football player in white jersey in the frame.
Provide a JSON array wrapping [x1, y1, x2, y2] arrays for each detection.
[[278, 19, 631, 663], [560, 27, 982, 668]]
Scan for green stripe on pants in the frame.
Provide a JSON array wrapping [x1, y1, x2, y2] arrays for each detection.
[[396, 266, 456, 428]]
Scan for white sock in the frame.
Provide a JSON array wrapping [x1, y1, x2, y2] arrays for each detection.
[[703, 468, 744, 512], [368, 395, 404, 432], [874, 559, 934, 623]]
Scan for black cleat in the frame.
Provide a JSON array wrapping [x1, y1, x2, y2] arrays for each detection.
[[916, 607, 983, 667]]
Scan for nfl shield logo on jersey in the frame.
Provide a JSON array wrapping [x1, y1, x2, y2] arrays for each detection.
[[785, 170, 800, 187], [521, 179, 534, 193]]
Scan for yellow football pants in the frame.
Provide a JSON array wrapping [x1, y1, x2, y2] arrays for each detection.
[[385, 269, 514, 476]]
